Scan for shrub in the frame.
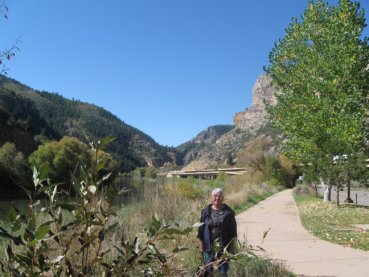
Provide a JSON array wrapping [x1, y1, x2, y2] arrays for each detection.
[[144, 167, 157, 178], [0, 142, 30, 192], [167, 177, 203, 200], [293, 183, 316, 196]]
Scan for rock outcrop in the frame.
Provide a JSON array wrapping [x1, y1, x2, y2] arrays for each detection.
[[180, 74, 279, 170], [176, 125, 234, 166], [233, 75, 277, 131]]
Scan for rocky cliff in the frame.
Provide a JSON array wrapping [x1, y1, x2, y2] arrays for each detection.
[[233, 75, 277, 131], [181, 74, 279, 170], [176, 125, 234, 165]]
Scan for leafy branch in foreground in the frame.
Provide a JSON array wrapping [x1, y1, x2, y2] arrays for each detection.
[[0, 136, 195, 276], [0, 0, 20, 74], [195, 238, 265, 277], [0, 135, 268, 276]]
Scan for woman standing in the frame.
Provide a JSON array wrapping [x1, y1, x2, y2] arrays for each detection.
[[197, 188, 237, 275]]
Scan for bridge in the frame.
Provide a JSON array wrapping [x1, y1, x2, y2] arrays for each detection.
[[167, 168, 247, 179]]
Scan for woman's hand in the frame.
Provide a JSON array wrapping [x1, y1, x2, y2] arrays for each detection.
[[199, 240, 204, 254]]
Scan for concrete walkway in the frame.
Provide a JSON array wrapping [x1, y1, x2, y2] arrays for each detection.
[[236, 189, 369, 277]]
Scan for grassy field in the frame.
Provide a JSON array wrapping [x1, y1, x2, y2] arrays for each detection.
[[295, 194, 369, 251], [0, 174, 295, 276], [115, 176, 292, 276]]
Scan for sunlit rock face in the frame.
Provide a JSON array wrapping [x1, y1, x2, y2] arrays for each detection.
[[233, 74, 277, 131], [180, 74, 280, 170]]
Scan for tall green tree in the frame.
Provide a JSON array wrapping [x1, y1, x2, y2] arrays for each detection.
[[0, 142, 29, 190], [265, 0, 369, 203], [237, 137, 272, 174], [28, 136, 118, 192]]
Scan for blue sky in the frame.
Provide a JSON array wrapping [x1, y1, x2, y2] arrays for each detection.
[[2, 0, 369, 146]]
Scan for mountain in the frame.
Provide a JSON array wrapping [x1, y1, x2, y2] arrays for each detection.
[[0, 75, 180, 171], [176, 125, 234, 165], [179, 74, 282, 170], [0, 73, 281, 173]]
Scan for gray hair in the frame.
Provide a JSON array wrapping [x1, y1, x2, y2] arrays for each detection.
[[212, 188, 224, 195]]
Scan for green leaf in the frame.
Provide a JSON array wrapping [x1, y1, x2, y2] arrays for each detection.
[[9, 206, 17, 222], [99, 249, 111, 258], [40, 220, 54, 228], [98, 135, 116, 150], [24, 227, 35, 241], [35, 225, 50, 240], [160, 227, 192, 236], [27, 239, 37, 248], [82, 234, 98, 245], [28, 215, 37, 230], [38, 164, 50, 180], [56, 202, 80, 211], [152, 215, 161, 232], [0, 227, 21, 245], [114, 245, 125, 256], [105, 222, 118, 233], [14, 253, 32, 266]]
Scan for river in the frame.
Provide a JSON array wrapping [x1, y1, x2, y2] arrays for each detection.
[[0, 175, 166, 221]]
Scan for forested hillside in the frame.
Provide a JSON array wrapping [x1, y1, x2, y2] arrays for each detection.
[[0, 75, 180, 172]]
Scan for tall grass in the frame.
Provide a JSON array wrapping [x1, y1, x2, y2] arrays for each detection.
[[0, 170, 291, 275], [0, 219, 11, 258], [231, 254, 295, 277], [115, 172, 291, 275]]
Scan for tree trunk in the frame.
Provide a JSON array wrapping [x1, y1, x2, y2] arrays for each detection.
[[345, 174, 353, 203], [327, 184, 332, 201], [336, 183, 340, 207], [324, 185, 329, 203]]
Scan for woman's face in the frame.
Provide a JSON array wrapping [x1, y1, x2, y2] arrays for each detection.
[[212, 192, 224, 206]]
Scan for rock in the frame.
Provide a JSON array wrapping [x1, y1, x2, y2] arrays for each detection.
[[252, 74, 277, 107], [176, 125, 234, 165], [233, 75, 277, 131], [179, 74, 279, 169]]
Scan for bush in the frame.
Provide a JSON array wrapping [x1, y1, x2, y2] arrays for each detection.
[[28, 136, 118, 192], [293, 183, 316, 196], [168, 177, 203, 200], [236, 137, 298, 188], [0, 142, 30, 192], [144, 167, 157, 178]]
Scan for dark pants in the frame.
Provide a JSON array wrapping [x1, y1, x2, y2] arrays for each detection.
[[204, 251, 229, 274]]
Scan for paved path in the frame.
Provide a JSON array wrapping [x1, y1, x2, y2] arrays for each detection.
[[236, 189, 369, 277]]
